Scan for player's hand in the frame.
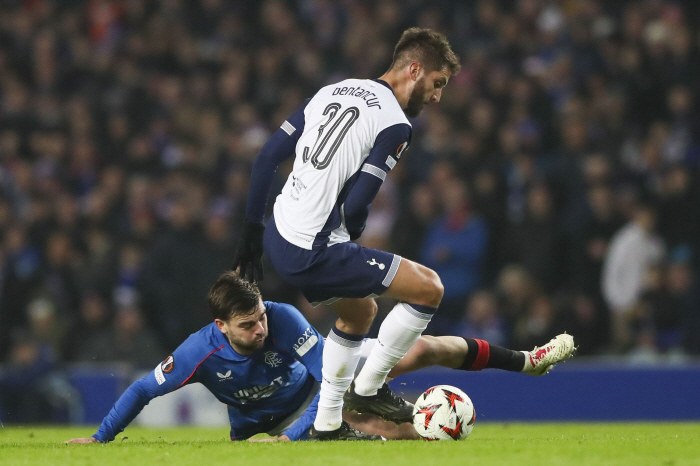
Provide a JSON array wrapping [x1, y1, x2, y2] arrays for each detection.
[[232, 221, 265, 282], [66, 437, 100, 444], [248, 435, 290, 442]]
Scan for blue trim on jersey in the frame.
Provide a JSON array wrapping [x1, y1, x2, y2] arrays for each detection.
[[310, 122, 411, 248], [246, 99, 310, 224], [92, 302, 324, 442], [343, 123, 411, 238], [372, 79, 393, 92], [311, 168, 362, 249]]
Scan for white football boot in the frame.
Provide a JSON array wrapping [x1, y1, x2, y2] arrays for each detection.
[[522, 333, 576, 376]]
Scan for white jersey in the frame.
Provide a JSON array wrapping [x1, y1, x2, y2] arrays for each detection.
[[273, 79, 411, 250]]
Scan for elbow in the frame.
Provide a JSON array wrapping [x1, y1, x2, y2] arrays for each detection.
[[344, 210, 366, 234]]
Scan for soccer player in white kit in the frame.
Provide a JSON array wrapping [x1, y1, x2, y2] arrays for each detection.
[[233, 28, 574, 440]]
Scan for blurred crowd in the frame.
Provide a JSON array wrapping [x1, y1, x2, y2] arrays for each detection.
[[2, 0, 700, 412]]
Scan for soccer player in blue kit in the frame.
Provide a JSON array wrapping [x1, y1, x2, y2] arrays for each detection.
[[232, 27, 575, 440], [67, 272, 575, 444]]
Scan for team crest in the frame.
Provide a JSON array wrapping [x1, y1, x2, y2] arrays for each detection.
[[395, 141, 408, 159], [264, 351, 282, 367], [161, 355, 174, 373]]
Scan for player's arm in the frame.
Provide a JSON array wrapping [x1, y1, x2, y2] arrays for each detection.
[[262, 302, 324, 441], [343, 123, 411, 240], [233, 100, 309, 282], [67, 339, 208, 444]]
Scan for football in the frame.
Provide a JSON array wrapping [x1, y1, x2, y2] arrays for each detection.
[[412, 385, 476, 441]]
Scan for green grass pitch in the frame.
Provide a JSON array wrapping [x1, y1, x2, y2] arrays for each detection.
[[1, 423, 699, 466]]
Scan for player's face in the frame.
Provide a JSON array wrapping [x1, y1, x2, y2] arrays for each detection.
[[218, 300, 268, 355], [405, 69, 450, 118]]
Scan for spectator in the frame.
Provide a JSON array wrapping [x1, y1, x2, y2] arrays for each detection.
[[656, 165, 699, 253], [512, 295, 558, 351], [73, 303, 164, 368], [554, 292, 608, 356], [0, 226, 42, 359], [63, 292, 112, 362], [502, 182, 562, 291], [421, 177, 488, 334], [601, 202, 665, 349], [567, 184, 624, 296], [391, 183, 438, 261], [496, 264, 539, 326], [138, 194, 212, 348], [0, 330, 57, 423], [457, 290, 508, 347]]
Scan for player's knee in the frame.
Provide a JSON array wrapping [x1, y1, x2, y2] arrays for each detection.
[[365, 299, 379, 319], [355, 299, 378, 324], [421, 269, 444, 307], [414, 336, 438, 366]]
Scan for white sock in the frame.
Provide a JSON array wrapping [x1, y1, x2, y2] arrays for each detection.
[[313, 327, 363, 431], [353, 303, 433, 396]]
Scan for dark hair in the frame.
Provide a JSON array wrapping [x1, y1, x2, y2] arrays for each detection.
[[207, 271, 261, 321], [390, 27, 461, 75]]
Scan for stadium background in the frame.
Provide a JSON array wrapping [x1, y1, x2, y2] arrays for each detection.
[[0, 0, 699, 425]]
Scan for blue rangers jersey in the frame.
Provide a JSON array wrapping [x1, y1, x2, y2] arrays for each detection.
[[93, 302, 324, 442]]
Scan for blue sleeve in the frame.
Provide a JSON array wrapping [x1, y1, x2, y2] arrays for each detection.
[[343, 123, 411, 237], [245, 100, 309, 224], [264, 302, 324, 441], [92, 333, 218, 442], [283, 391, 319, 441]]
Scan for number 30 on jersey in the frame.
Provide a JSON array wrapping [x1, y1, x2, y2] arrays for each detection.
[[303, 103, 360, 170]]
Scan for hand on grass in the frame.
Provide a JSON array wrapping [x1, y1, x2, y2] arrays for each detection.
[[248, 435, 290, 442], [66, 437, 100, 444]]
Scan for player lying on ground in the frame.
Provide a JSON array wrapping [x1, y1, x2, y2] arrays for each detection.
[[67, 272, 575, 443]]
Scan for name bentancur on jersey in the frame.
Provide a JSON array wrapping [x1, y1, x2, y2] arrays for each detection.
[[331, 85, 382, 109]]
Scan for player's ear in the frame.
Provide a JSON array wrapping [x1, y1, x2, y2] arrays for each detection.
[[214, 318, 227, 333], [408, 62, 423, 81]]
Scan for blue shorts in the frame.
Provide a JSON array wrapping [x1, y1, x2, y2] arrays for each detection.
[[264, 217, 402, 305]]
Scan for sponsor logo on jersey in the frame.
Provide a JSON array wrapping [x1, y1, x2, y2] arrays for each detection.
[[217, 370, 233, 382], [264, 351, 283, 368], [294, 327, 319, 357], [161, 355, 174, 373], [234, 377, 285, 404], [154, 363, 166, 385], [386, 156, 397, 169]]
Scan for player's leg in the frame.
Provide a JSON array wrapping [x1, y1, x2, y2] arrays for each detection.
[[389, 334, 576, 378], [311, 297, 382, 439], [389, 336, 468, 376], [342, 410, 420, 440], [341, 333, 576, 440], [381, 258, 445, 306], [346, 259, 442, 423], [351, 259, 442, 394]]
